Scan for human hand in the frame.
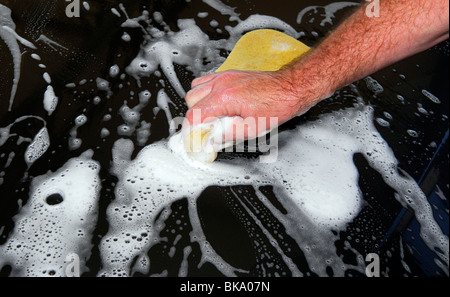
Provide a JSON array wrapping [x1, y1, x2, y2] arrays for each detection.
[[184, 69, 313, 144]]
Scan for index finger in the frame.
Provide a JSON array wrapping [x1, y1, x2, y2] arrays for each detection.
[[191, 73, 217, 88]]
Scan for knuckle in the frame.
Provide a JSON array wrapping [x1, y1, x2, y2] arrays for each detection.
[[219, 70, 238, 81]]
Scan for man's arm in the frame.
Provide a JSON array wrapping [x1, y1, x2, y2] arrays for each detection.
[[288, 0, 449, 108], [185, 0, 449, 141]]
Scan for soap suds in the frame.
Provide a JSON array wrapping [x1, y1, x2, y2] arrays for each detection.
[[0, 151, 101, 277], [43, 85, 58, 115], [24, 127, 50, 168], [0, 0, 447, 277]]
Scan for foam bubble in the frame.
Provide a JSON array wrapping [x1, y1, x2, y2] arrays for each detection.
[[43, 85, 58, 115], [99, 105, 388, 276], [24, 127, 50, 167]]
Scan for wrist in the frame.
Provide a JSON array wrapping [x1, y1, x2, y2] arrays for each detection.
[[278, 54, 338, 116]]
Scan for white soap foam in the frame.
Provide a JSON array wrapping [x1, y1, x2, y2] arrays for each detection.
[[125, 11, 300, 101], [126, 19, 213, 98], [0, 151, 101, 276], [121, 32, 131, 42], [117, 90, 152, 141], [99, 103, 424, 276], [68, 115, 88, 151], [36, 34, 68, 51], [41, 3, 450, 276], [109, 64, 120, 77], [0, 0, 447, 277], [111, 8, 121, 18], [226, 14, 300, 40], [96, 77, 113, 98], [43, 85, 59, 115], [31, 53, 41, 61], [24, 127, 50, 168], [156, 89, 175, 131], [202, 0, 238, 19]]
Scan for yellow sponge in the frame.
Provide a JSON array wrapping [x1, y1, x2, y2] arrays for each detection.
[[217, 29, 310, 72], [183, 123, 217, 163], [185, 29, 310, 163]]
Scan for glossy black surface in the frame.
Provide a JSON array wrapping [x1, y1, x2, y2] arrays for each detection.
[[0, 0, 448, 277]]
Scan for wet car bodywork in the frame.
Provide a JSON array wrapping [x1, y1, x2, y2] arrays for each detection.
[[0, 0, 448, 277]]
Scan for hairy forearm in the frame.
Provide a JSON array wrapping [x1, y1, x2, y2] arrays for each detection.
[[286, 0, 449, 110]]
